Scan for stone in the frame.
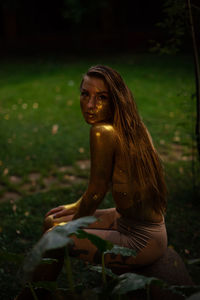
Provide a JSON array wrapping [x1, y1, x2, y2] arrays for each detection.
[[76, 160, 90, 170], [9, 175, 22, 185], [128, 247, 194, 300], [43, 176, 58, 187], [28, 172, 41, 182], [21, 183, 34, 193], [0, 184, 5, 191], [57, 166, 74, 173], [62, 175, 86, 185], [62, 174, 76, 182], [139, 247, 193, 285], [2, 192, 21, 201]]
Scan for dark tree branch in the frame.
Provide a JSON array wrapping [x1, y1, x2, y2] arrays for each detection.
[[187, 0, 200, 161], [191, 4, 200, 11]]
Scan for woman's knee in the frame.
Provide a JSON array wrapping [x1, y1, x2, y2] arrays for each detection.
[[88, 208, 118, 230], [43, 215, 55, 232], [43, 214, 74, 232]]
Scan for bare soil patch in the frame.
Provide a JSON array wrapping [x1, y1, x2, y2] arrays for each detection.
[[159, 143, 195, 162], [0, 192, 20, 202], [58, 166, 75, 173], [76, 160, 90, 170], [0, 161, 90, 202], [43, 176, 59, 187], [28, 172, 41, 182], [9, 176, 23, 184]]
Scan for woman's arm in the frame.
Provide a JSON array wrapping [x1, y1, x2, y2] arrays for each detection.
[[72, 124, 116, 219]]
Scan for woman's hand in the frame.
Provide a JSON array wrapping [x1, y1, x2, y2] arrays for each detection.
[[44, 211, 70, 232], [45, 205, 72, 219], [45, 198, 82, 219], [45, 206, 65, 218], [44, 203, 77, 232]]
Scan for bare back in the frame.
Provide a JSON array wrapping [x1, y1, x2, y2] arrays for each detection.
[[111, 126, 163, 222]]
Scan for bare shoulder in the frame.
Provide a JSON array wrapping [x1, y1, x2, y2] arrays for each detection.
[[90, 123, 117, 142]]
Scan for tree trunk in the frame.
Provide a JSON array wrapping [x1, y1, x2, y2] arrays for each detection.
[[2, 5, 17, 41], [187, 0, 200, 161]]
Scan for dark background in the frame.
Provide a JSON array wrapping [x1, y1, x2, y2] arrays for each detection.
[[0, 0, 172, 54]]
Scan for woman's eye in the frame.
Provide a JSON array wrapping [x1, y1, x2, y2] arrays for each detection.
[[81, 91, 89, 97], [98, 95, 107, 100]]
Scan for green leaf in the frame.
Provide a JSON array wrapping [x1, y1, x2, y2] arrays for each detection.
[[112, 273, 164, 295], [74, 229, 113, 253], [41, 258, 58, 264], [168, 285, 200, 297], [104, 245, 137, 257], [23, 233, 73, 280], [187, 258, 200, 265], [81, 288, 101, 299], [187, 292, 200, 300], [55, 216, 97, 236], [31, 281, 58, 293], [0, 251, 24, 265], [23, 216, 97, 280], [90, 265, 118, 279]]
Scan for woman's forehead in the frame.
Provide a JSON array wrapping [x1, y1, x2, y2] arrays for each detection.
[[82, 75, 108, 92]]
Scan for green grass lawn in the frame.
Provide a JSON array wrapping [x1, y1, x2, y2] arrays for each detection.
[[0, 53, 196, 175], [0, 53, 199, 299]]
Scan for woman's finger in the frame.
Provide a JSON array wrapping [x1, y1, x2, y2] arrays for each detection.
[[45, 206, 64, 217], [53, 209, 71, 219]]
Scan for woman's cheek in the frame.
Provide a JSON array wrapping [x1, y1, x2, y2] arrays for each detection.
[[80, 100, 85, 112]]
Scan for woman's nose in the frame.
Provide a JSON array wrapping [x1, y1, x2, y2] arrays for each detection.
[[87, 96, 96, 110]]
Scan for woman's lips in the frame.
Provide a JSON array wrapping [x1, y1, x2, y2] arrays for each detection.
[[86, 112, 95, 118]]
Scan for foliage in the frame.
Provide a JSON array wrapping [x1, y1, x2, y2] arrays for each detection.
[[90, 265, 118, 280], [151, 0, 200, 55], [0, 251, 24, 265], [74, 229, 136, 284], [2, 215, 199, 299], [188, 259, 200, 265], [112, 273, 164, 295], [151, 0, 188, 54], [0, 0, 23, 8], [187, 292, 200, 300], [75, 229, 113, 253], [104, 245, 136, 257], [22, 216, 96, 281], [0, 187, 200, 298], [62, 0, 108, 24], [15, 216, 200, 299], [168, 285, 200, 298], [19, 216, 150, 298]]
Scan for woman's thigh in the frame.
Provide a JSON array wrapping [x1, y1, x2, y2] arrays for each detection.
[[69, 227, 166, 272], [69, 228, 139, 273], [50, 207, 119, 231]]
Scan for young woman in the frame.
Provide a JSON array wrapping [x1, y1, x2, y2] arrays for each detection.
[[44, 65, 167, 271]]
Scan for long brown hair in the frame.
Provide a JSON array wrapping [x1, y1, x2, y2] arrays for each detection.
[[81, 65, 167, 214]]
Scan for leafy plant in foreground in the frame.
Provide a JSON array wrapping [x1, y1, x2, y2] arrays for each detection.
[[112, 273, 164, 299], [22, 216, 97, 298], [187, 292, 200, 300], [19, 217, 200, 299], [74, 229, 137, 285]]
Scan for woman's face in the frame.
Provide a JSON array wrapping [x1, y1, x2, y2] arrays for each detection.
[[80, 76, 113, 125]]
